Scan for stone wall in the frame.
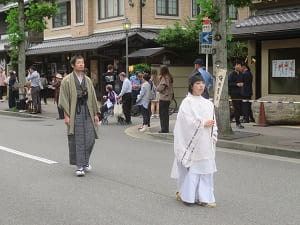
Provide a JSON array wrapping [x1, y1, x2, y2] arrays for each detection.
[[252, 96, 300, 125]]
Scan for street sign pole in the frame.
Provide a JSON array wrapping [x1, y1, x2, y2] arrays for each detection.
[[200, 21, 212, 70], [206, 53, 208, 71]]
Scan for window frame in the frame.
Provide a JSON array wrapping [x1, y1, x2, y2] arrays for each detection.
[[191, 0, 201, 18], [228, 4, 238, 20], [97, 0, 124, 21], [75, 0, 84, 25], [268, 48, 300, 95], [52, 1, 71, 29], [156, 0, 179, 17]]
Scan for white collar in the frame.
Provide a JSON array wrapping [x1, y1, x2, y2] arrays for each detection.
[[74, 71, 84, 84]]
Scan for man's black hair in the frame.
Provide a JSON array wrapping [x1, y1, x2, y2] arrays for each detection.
[[144, 68, 151, 74], [29, 65, 36, 71], [70, 55, 84, 65], [107, 64, 113, 71]]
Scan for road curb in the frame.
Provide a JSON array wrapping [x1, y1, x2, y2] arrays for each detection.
[[145, 132, 300, 159], [0, 110, 50, 119]]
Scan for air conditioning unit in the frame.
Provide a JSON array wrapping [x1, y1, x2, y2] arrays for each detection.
[[252, 0, 263, 3]]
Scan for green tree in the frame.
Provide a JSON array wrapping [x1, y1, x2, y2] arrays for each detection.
[[157, 0, 252, 136], [0, 0, 57, 98], [131, 64, 150, 76], [196, 0, 252, 136], [156, 17, 202, 59]]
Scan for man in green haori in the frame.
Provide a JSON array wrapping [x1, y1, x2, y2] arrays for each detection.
[[59, 55, 100, 177]]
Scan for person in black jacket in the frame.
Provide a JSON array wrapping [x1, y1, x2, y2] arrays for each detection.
[[228, 62, 244, 129], [8, 71, 18, 109], [102, 64, 116, 96], [240, 62, 255, 123]]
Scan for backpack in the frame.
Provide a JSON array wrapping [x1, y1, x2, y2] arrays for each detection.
[[149, 80, 156, 100]]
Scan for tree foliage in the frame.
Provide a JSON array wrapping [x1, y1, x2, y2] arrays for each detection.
[[196, 0, 252, 22], [0, 0, 58, 67], [156, 17, 202, 59], [156, 0, 252, 63], [227, 41, 248, 68], [131, 64, 150, 76]]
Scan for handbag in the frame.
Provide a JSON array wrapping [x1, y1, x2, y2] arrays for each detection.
[[113, 102, 123, 117]]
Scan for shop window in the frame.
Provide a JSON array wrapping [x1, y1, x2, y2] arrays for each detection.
[[75, 0, 84, 24], [228, 4, 237, 20], [98, 0, 124, 20], [192, 0, 201, 17], [269, 48, 300, 95], [157, 0, 179, 16], [53, 1, 71, 28]]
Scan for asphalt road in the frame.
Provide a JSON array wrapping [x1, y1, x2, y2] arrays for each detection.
[[0, 115, 299, 225]]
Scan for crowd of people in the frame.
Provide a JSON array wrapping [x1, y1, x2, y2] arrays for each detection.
[[0, 56, 258, 209], [97, 64, 175, 134], [0, 68, 19, 109]]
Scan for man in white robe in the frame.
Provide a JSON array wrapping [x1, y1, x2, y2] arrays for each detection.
[[171, 72, 218, 207]]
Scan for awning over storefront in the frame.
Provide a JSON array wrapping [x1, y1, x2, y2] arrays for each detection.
[[231, 6, 300, 40], [128, 47, 168, 58], [26, 30, 158, 56]]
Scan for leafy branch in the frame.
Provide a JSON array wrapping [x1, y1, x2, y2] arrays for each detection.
[[1, 0, 58, 67]]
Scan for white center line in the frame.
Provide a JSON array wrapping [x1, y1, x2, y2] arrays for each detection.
[[0, 145, 58, 165]]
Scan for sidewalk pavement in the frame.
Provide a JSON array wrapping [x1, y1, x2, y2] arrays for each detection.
[[0, 98, 59, 119], [1, 99, 299, 159], [145, 118, 300, 159]]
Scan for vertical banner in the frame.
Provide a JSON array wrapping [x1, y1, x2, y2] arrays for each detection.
[[213, 68, 227, 108]]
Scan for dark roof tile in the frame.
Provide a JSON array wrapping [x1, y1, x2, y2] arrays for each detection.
[[26, 30, 158, 55], [231, 6, 300, 39]]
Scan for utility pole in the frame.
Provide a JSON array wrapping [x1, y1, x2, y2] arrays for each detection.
[[212, 0, 233, 136]]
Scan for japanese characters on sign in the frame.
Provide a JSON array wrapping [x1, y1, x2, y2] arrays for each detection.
[[213, 68, 227, 108], [272, 60, 295, 77]]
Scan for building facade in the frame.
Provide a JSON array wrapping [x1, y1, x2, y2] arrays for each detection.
[[1, 1, 245, 100], [232, 0, 300, 100], [25, 0, 211, 96]]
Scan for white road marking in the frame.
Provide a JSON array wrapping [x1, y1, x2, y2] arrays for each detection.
[[218, 147, 300, 164], [0, 145, 58, 165]]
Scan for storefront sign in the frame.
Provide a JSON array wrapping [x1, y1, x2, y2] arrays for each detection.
[[272, 59, 295, 77]]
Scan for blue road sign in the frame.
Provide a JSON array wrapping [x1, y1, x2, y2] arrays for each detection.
[[201, 32, 212, 44]]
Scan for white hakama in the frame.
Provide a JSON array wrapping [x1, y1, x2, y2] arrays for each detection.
[[171, 159, 216, 203], [171, 94, 218, 204]]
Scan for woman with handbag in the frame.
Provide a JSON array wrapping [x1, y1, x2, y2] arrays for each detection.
[[157, 65, 174, 133], [171, 72, 218, 207]]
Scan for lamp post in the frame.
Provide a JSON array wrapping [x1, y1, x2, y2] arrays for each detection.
[[123, 18, 131, 77]]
